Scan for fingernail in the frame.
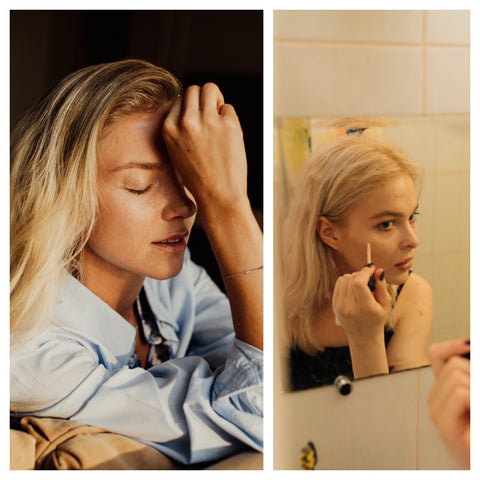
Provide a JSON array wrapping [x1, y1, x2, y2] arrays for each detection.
[[364, 263, 374, 268], [380, 271, 385, 281]]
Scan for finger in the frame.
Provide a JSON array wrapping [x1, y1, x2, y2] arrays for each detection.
[[429, 340, 470, 377], [431, 358, 470, 410], [162, 96, 183, 140], [332, 274, 351, 312], [438, 355, 470, 385], [373, 269, 391, 308], [199, 82, 224, 114], [350, 266, 376, 303], [332, 275, 345, 309], [182, 85, 201, 116], [429, 381, 470, 434], [429, 371, 470, 436], [357, 264, 376, 281], [332, 275, 353, 326], [219, 102, 237, 118]]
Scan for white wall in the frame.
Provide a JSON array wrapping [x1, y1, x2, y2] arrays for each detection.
[[274, 367, 462, 469]]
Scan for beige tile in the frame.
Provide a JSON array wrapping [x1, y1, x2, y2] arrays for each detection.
[[413, 253, 434, 289], [425, 10, 470, 46], [274, 10, 423, 44], [274, 370, 418, 469], [433, 117, 470, 173], [382, 121, 436, 174], [432, 173, 469, 252], [424, 48, 470, 114], [429, 323, 470, 345], [274, 44, 422, 117], [430, 251, 470, 339]]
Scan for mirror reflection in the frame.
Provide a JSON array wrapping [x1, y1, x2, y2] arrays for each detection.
[[275, 115, 469, 391]]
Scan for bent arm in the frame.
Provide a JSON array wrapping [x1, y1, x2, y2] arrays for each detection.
[[333, 267, 390, 379], [386, 273, 432, 371], [348, 330, 389, 380], [198, 201, 263, 350], [11, 336, 263, 465], [163, 84, 263, 350]]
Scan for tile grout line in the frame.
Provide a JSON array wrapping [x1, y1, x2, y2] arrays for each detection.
[[421, 10, 427, 115], [274, 39, 469, 49], [414, 369, 420, 469]]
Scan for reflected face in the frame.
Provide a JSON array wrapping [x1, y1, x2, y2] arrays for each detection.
[[85, 105, 197, 282], [332, 175, 419, 285]]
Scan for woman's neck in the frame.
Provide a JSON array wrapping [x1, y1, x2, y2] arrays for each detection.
[[81, 246, 145, 320]]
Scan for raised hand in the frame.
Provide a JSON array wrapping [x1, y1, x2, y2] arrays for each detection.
[[162, 83, 248, 212]]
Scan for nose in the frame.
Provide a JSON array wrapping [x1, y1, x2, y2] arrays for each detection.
[[162, 171, 197, 221], [402, 222, 419, 249]]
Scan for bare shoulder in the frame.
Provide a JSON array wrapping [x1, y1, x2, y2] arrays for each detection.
[[393, 272, 432, 327], [401, 272, 432, 299]]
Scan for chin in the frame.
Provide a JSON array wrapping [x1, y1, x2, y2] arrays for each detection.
[[385, 269, 410, 286], [147, 262, 185, 281]]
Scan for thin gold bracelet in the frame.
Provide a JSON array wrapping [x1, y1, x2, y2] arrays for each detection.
[[222, 265, 263, 280]]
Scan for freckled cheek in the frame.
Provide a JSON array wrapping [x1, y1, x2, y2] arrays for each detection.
[[93, 195, 155, 242]]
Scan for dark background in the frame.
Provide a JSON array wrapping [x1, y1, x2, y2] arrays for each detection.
[[10, 10, 263, 291]]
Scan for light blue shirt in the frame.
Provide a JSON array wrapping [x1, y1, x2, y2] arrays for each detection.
[[10, 251, 263, 464]]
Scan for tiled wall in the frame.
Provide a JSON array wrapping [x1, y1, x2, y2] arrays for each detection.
[[273, 10, 470, 470], [274, 9, 470, 344], [274, 10, 470, 117]]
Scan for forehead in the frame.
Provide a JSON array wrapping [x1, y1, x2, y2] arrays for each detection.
[[352, 175, 417, 218], [98, 105, 171, 173]]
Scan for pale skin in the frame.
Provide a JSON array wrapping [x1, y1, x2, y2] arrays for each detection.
[[83, 83, 262, 366], [315, 175, 432, 379], [428, 340, 470, 469]]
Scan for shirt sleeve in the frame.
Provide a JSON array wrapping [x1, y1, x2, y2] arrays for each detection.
[[10, 334, 263, 465]]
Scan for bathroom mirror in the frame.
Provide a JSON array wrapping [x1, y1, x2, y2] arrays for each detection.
[[274, 114, 470, 392]]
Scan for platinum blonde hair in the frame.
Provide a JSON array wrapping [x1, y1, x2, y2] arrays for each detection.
[[282, 134, 422, 354], [10, 59, 181, 344]]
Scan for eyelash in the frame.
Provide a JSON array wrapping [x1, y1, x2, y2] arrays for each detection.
[[126, 184, 153, 195], [377, 212, 419, 231]]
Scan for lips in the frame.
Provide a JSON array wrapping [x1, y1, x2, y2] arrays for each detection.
[[152, 231, 189, 252], [395, 256, 414, 271]]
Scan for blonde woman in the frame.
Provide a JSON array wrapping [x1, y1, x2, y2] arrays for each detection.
[[10, 59, 263, 464], [282, 133, 432, 391]]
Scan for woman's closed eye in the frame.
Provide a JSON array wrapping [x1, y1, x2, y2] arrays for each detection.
[[125, 184, 153, 195]]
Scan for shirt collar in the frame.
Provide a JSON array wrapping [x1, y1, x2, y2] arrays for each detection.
[[54, 274, 136, 358]]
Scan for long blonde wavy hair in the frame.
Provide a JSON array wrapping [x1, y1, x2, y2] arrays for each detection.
[[282, 134, 422, 354], [10, 59, 181, 344]]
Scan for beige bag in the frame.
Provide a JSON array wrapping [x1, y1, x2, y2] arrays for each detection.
[[11, 416, 178, 470]]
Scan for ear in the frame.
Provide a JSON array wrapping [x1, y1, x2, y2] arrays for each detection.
[[316, 216, 341, 250]]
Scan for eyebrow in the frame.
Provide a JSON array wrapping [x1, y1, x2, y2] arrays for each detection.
[[108, 161, 163, 173], [370, 203, 419, 220]]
